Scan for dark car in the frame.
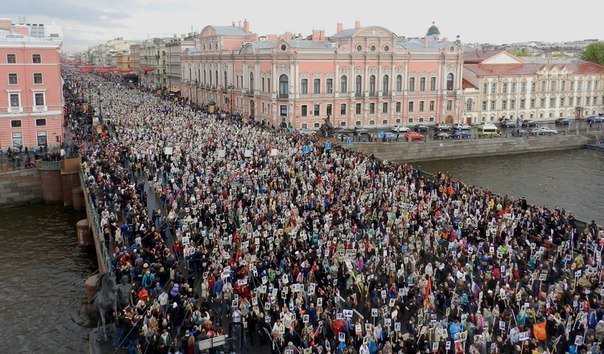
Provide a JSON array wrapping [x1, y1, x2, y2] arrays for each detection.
[[433, 132, 450, 140], [521, 120, 538, 127], [586, 116, 604, 124], [450, 130, 471, 139], [414, 124, 429, 132], [555, 118, 572, 126], [500, 120, 517, 128], [511, 128, 529, 137]]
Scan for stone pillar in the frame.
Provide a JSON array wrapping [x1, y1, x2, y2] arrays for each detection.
[[85, 274, 100, 311], [72, 187, 85, 210], [77, 219, 94, 246]]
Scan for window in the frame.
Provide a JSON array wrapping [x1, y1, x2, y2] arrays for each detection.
[[382, 102, 388, 113], [326, 104, 333, 116], [540, 98, 545, 108], [301, 79, 308, 94], [446, 73, 454, 90], [396, 102, 401, 113], [420, 77, 426, 91], [12, 132, 23, 148], [551, 81, 556, 92], [8, 73, 18, 85], [355, 103, 362, 114], [482, 101, 487, 110], [530, 99, 535, 108], [324, 78, 334, 94], [550, 98, 556, 107], [313, 78, 321, 94], [9, 93, 20, 107], [383, 75, 389, 95], [280, 105, 287, 116], [369, 120, 375, 125], [531, 82, 536, 92], [262, 78, 265, 92], [340, 75, 347, 93], [340, 121, 346, 126], [356, 45, 362, 52], [502, 100, 507, 110], [521, 81, 527, 93], [502, 83, 508, 94], [520, 99, 525, 109], [490, 100, 495, 110], [419, 101, 424, 112], [430, 77, 436, 91], [301, 105, 308, 117], [571, 81, 575, 91], [11, 120, 22, 127], [35, 118, 46, 126], [313, 104, 320, 116], [355, 75, 362, 96], [491, 83, 496, 94], [37, 131, 47, 147], [7, 54, 16, 63], [408, 118, 414, 123], [447, 100, 453, 111], [510, 100, 515, 109], [466, 99, 473, 111], [355, 120, 361, 126], [340, 104, 346, 115], [35, 93, 45, 106], [408, 101, 414, 112], [560, 97, 565, 107], [541, 81, 546, 91], [382, 119, 388, 124], [511, 82, 516, 93], [409, 77, 415, 92], [561, 80, 566, 91], [483, 83, 488, 94], [249, 72, 254, 91], [224, 71, 228, 87], [396, 75, 403, 92], [279, 74, 288, 96], [314, 122, 320, 128], [369, 103, 375, 114], [586, 97, 591, 106], [369, 75, 376, 95]]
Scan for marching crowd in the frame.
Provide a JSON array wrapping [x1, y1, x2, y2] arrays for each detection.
[[64, 68, 604, 354]]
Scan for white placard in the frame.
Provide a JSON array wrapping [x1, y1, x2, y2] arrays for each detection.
[[244, 149, 253, 158], [519, 331, 530, 341]]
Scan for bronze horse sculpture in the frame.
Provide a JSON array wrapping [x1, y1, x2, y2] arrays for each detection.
[[92, 271, 118, 342]]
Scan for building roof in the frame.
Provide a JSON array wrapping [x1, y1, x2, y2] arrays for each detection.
[[399, 37, 456, 51], [0, 28, 59, 46], [464, 61, 604, 77], [212, 26, 250, 36], [462, 79, 477, 89], [329, 28, 362, 39], [463, 49, 505, 64], [544, 62, 604, 74], [284, 39, 337, 49]]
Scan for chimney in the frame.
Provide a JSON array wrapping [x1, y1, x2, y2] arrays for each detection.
[[243, 19, 249, 32], [283, 31, 292, 40], [424, 36, 428, 48], [311, 29, 321, 41], [238, 21, 242, 27], [355, 20, 361, 29], [319, 30, 325, 40], [232, 21, 236, 27], [0, 18, 12, 29], [337, 23, 343, 33], [13, 25, 29, 36]]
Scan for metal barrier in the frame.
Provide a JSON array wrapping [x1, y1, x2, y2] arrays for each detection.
[[37, 160, 62, 170]]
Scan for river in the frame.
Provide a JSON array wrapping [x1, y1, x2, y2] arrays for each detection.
[[0, 204, 97, 352], [415, 148, 604, 224]]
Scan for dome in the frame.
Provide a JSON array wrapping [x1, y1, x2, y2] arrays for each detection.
[[427, 22, 440, 36]]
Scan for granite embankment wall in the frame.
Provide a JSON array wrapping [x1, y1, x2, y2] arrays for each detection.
[[346, 135, 590, 163], [0, 168, 42, 207]]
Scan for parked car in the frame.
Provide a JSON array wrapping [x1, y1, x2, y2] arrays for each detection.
[[391, 124, 410, 133], [450, 130, 472, 139], [382, 132, 399, 140], [511, 128, 529, 137], [414, 124, 429, 132], [586, 116, 604, 124], [555, 118, 572, 126], [452, 123, 471, 130], [500, 119, 517, 128], [434, 123, 452, 131], [433, 132, 450, 139], [354, 127, 369, 134], [521, 120, 538, 127], [476, 123, 500, 137], [404, 132, 426, 141], [298, 128, 317, 135], [530, 127, 559, 135]]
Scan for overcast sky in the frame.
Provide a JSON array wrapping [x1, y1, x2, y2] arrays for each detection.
[[2, 0, 603, 52]]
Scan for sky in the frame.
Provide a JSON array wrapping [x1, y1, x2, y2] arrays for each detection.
[[2, 0, 603, 52]]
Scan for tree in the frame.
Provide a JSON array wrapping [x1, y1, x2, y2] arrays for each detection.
[[581, 43, 604, 65]]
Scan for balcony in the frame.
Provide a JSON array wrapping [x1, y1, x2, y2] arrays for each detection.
[[278, 93, 289, 99], [32, 106, 48, 113], [245, 89, 254, 96], [7, 107, 23, 114]]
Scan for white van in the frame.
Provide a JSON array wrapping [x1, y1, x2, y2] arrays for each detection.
[[476, 123, 499, 137]]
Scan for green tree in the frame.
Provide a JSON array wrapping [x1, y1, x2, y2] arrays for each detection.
[[581, 43, 604, 65], [510, 49, 530, 57]]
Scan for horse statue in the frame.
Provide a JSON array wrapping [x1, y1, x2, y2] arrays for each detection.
[[92, 271, 118, 342]]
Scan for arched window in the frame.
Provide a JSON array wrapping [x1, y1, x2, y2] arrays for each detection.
[[430, 77, 436, 91], [209, 70, 212, 85], [409, 77, 415, 92], [466, 99, 473, 111], [420, 77, 426, 91], [279, 74, 288, 96], [383, 75, 389, 94], [203, 70, 206, 84], [446, 73, 454, 91], [224, 71, 228, 87], [369, 75, 376, 95], [340, 75, 347, 93], [396, 75, 403, 92], [249, 72, 254, 90], [215, 71, 218, 87], [355, 75, 362, 95]]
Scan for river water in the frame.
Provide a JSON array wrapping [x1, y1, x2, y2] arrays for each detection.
[[415, 148, 604, 224], [0, 204, 97, 353]]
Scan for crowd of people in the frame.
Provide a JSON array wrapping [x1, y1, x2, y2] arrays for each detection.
[[63, 67, 604, 354]]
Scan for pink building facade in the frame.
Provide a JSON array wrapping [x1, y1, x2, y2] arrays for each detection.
[[0, 19, 63, 150], [182, 21, 464, 129]]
